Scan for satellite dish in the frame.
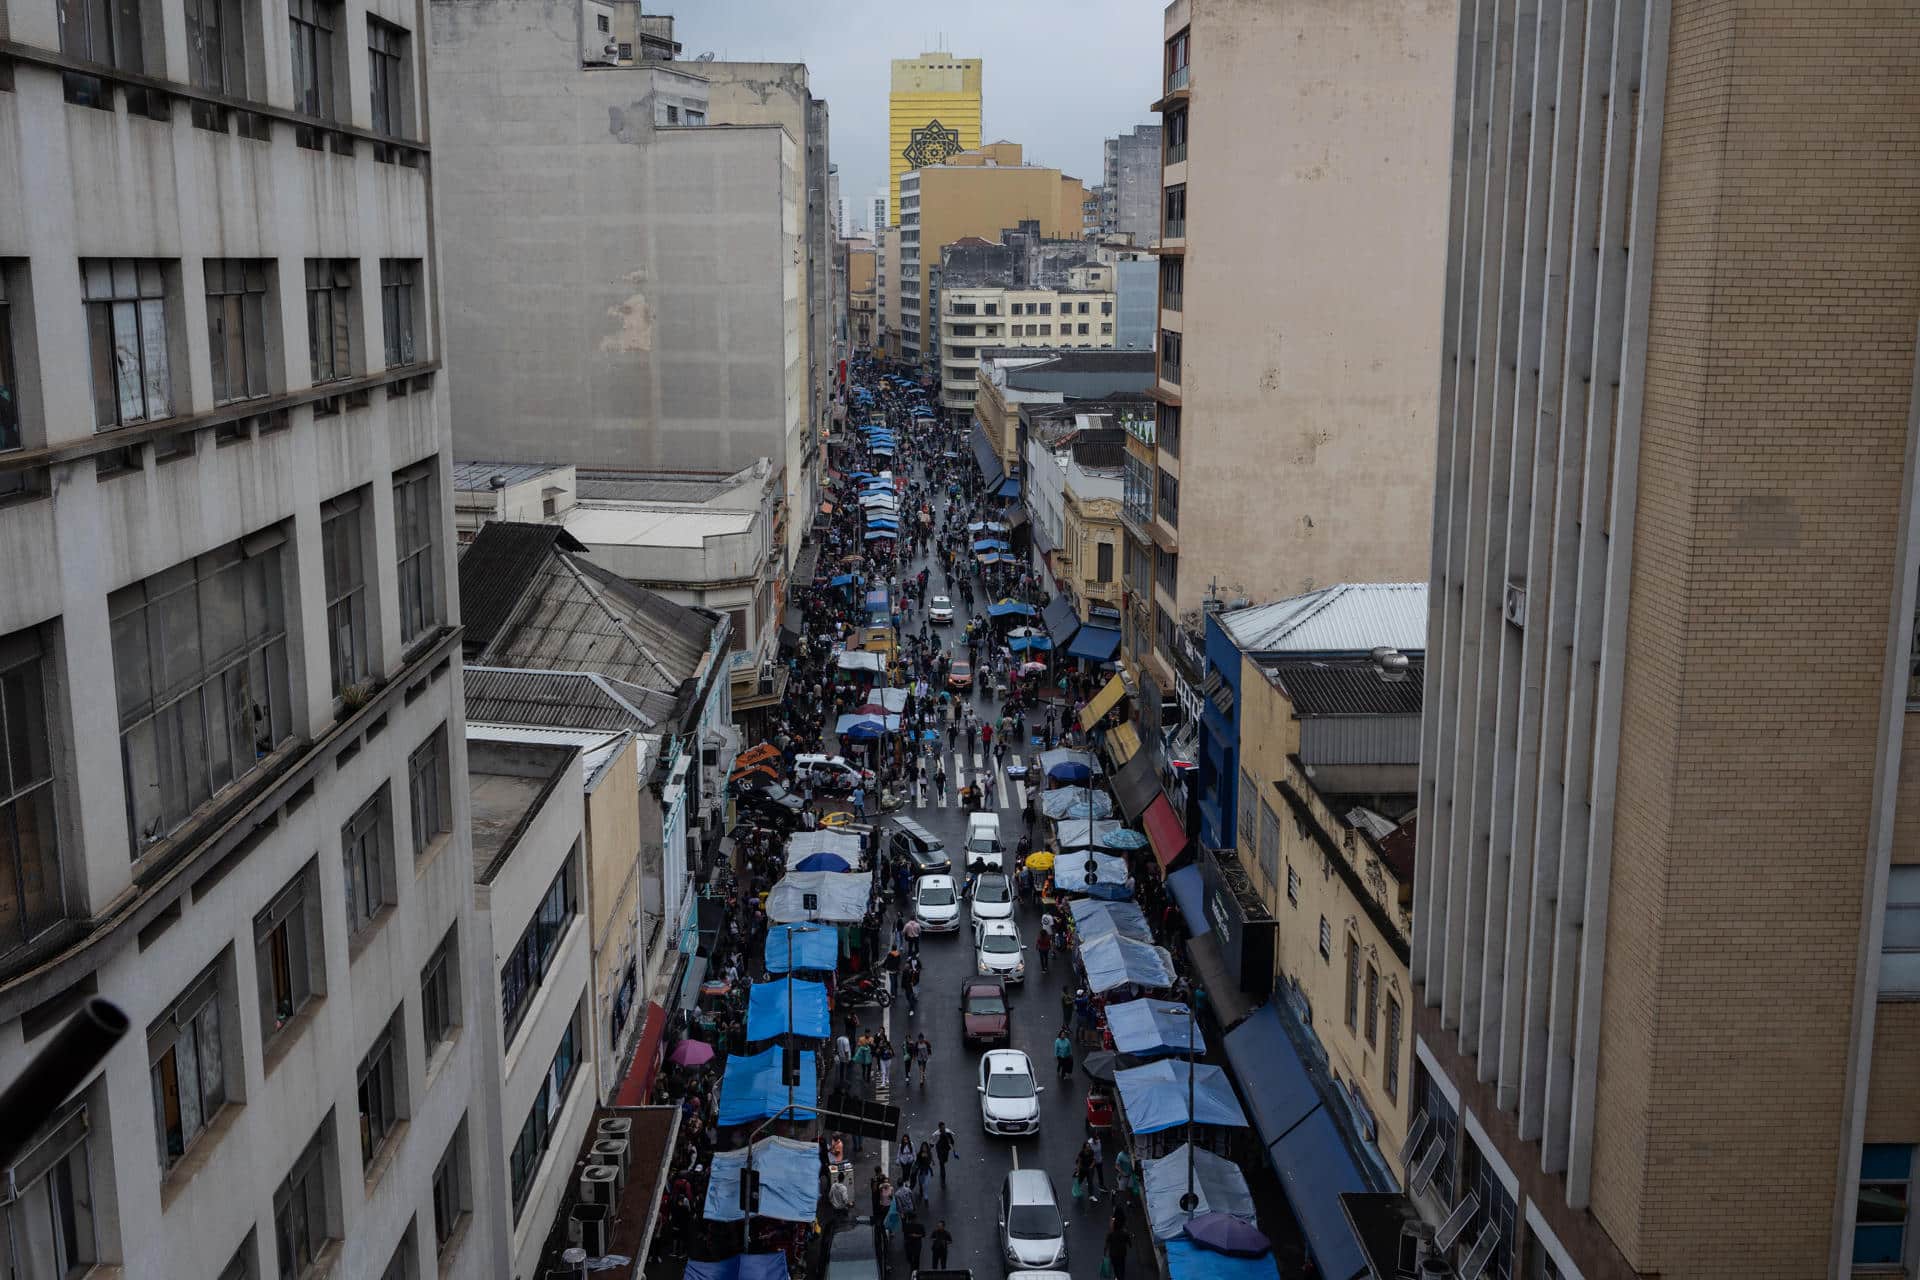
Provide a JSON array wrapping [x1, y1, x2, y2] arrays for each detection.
[[694, 51, 715, 61]]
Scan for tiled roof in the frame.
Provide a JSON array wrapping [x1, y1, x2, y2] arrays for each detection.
[[458, 523, 588, 653], [463, 667, 681, 733], [1266, 657, 1424, 716], [1219, 583, 1427, 656]]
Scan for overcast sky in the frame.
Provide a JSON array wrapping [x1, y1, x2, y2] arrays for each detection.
[[668, 0, 1167, 232]]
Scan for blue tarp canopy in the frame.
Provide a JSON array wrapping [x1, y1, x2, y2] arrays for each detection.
[[717, 1047, 819, 1126], [704, 1137, 821, 1221], [794, 852, 851, 872], [1168, 863, 1212, 937], [745, 977, 831, 1040], [864, 589, 888, 608], [865, 519, 900, 530], [978, 553, 1005, 565], [1053, 851, 1130, 894], [1106, 998, 1205, 1057], [1143, 1144, 1257, 1240], [1083, 880, 1133, 901], [986, 599, 1035, 618], [863, 531, 895, 542], [1163, 1241, 1281, 1280], [1103, 827, 1150, 850], [870, 445, 896, 455], [1066, 624, 1123, 663], [827, 573, 857, 587], [973, 538, 1012, 552], [995, 476, 1021, 498], [1080, 931, 1177, 993], [1115, 1060, 1249, 1133], [1010, 635, 1053, 653], [1042, 788, 1114, 819], [683, 1255, 791, 1280], [1069, 897, 1153, 942], [835, 713, 899, 739], [763, 923, 840, 973], [1040, 748, 1100, 783]]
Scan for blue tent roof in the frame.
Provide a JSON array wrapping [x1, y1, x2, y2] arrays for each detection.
[[745, 977, 831, 1040], [764, 923, 839, 973], [863, 531, 895, 541], [1168, 863, 1212, 937], [717, 1046, 819, 1125], [1163, 1241, 1281, 1280], [1066, 624, 1122, 663], [1114, 1060, 1249, 1133], [995, 476, 1022, 498], [1079, 931, 1176, 993], [1106, 998, 1205, 1057], [704, 1137, 821, 1222], [828, 573, 857, 587], [986, 600, 1036, 618], [973, 538, 1011, 552], [793, 851, 851, 872], [1083, 880, 1133, 900], [1069, 897, 1153, 942], [682, 1254, 791, 1280], [1010, 635, 1053, 652]]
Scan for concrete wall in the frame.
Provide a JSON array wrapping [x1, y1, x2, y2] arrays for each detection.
[[1109, 124, 1163, 247], [1115, 259, 1158, 353], [429, 1, 804, 556]]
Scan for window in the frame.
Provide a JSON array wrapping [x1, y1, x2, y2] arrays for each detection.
[[378, 1227, 413, 1280], [432, 1119, 470, 1257], [1419, 1070, 1458, 1205], [1364, 965, 1380, 1046], [421, 926, 458, 1054], [149, 960, 232, 1171], [381, 260, 420, 367], [56, 0, 156, 111], [255, 862, 321, 1041], [1287, 863, 1300, 907], [1259, 801, 1280, 889], [1157, 467, 1180, 529], [595, 12, 608, 30], [1159, 404, 1182, 458], [0, 632, 62, 959], [1101, 322, 1113, 336], [1235, 768, 1257, 853], [185, 0, 254, 130], [1885, 866, 1920, 995], [357, 1020, 402, 1167], [1166, 28, 1189, 91], [305, 260, 354, 385], [1078, 323, 1089, 336], [666, 104, 680, 124], [273, 1122, 333, 1278], [1156, 549, 1179, 599], [0, 273, 20, 454], [0, 1108, 96, 1279], [1461, 1136, 1517, 1280], [1159, 329, 1182, 385], [319, 492, 371, 691], [1164, 184, 1187, 238], [1344, 937, 1360, 1031], [217, 1234, 257, 1280], [1101, 300, 1113, 316], [685, 109, 704, 125], [1040, 325, 1051, 337], [205, 260, 272, 405], [408, 728, 451, 859], [289, 0, 339, 133], [1383, 995, 1402, 1101], [509, 1004, 583, 1214], [1318, 916, 1331, 962], [1039, 302, 1052, 315], [367, 19, 409, 138], [1095, 542, 1113, 583], [84, 259, 173, 430], [1161, 258, 1185, 310], [113, 533, 293, 847], [343, 788, 394, 937], [1856, 1144, 1913, 1266], [501, 858, 577, 1042], [394, 463, 440, 644], [1166, 108, 1188, 164]]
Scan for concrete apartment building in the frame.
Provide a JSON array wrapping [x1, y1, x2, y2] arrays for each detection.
[[938, 238, 1119, 417], [1408, 1, 1920, 1277], [1022, 415, 1126, 621], [894, 142, 1090, 374], [1123, 0, 1454, 753], [847, 241, 877, 351], [0, 0, 493, 1275], [887, 50, 982, 226], [429, 1, 816, 575], [1102, 124, 1163, 246]]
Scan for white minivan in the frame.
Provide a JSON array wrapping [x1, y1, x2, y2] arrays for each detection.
[[963, 812, 1004, 873], [792, 754, 872, 793]]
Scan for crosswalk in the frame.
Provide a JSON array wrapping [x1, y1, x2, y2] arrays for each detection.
[[905, 748, 1032, 810]]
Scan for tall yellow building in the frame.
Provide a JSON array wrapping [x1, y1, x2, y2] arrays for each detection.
[[888, 51, 982, 224]]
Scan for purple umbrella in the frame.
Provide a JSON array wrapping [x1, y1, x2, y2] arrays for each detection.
[[1184, 1212, 1270, 1258], [668, 1039, 715, 1067]]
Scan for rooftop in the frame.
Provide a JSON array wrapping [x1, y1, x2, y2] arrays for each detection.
[[562, 504, 758, 549], [466, 738, 576, 884], [450, 460, 568, 491], [574, 470, 736, 504], [467, 723, 649, 789], [465, 666, 684, 734], [1265, 656, 1425, 716], [1219, 582, 1428, 656]]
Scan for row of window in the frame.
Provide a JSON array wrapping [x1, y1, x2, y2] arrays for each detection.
[[55, 0, 419, 156], [1008, 300, 1112, 317], [508, 1002, 585, 1216], [499, 860, 579, 1044]]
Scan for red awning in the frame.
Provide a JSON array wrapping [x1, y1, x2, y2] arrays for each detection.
[[1142, 795, 1189, 869], [614, 1000, 668, 1107]]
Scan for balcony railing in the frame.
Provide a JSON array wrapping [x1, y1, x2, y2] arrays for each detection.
[[1164, 218, 1185, 240], [1166, 141, 1186, 165], [1167, 65, 1190, 93], [1161, 290, 1183, 313]]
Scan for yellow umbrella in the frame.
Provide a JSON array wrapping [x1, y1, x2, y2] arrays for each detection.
[[1025, 851, 1056, 871]]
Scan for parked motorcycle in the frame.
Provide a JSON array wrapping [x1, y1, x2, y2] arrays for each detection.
[[840, 975, 893, 1008]]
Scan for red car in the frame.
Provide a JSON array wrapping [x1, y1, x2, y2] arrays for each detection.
[[960, 976, 1010, 1047], [948, 659, 974, 691]]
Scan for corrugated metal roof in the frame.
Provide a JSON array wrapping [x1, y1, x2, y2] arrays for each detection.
[[1218, 583, 1427, 655], [459, 523, 589, 653], [574, 472, 734, 504], [464, 667, 681, 733], [450, 460, 566, 490], [1265, 657, 1425, 716]]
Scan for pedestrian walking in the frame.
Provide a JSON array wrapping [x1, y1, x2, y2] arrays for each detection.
[[854, 1033, 874, 1085], [1036, 924, 1052, 973], [877, 1033, 894, 1089], [902, 1214, 926, 1274], [1054, 1027, 1074, 1081], [834, 1030, 853, 1090], [903, 965, 919, 1016], [904, 916, 923, 956], [915, 1140, 934, 1197], [930, 1220, 954, 1270], [896, 1135, 915, 1186], [1089, 1132, 1108, 1191], [1105, 1219, 1133, 1279], [1073, 1145, 1097, 1205], [934, 1122, 956, 1186]]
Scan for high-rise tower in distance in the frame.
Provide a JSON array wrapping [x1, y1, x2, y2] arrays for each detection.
[[888, 51, 982, 225]]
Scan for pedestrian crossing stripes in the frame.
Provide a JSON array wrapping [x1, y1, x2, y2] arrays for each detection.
[[908, 750, 1029, 810]]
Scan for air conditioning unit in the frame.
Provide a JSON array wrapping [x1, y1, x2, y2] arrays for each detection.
[[579, 1163, 620, 1206], [591, 1138, 631, 1187], [597, 1116, 633, 1140], [1503, 580, 1526, 628]]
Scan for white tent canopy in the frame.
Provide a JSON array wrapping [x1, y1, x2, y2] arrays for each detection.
[[766, 871, 872, 923]]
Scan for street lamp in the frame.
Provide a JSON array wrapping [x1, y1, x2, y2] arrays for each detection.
[[1181, 997, 1198, 1213]]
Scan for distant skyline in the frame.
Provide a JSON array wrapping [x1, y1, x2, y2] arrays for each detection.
[[666, 0, 1166, 231]]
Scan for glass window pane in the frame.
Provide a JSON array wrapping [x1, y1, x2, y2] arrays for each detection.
[[139, 298, 170, 420]]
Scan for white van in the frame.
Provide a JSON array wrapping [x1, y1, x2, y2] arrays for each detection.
[[792, 754, 873, 794], [964, 812, 1004, 872]]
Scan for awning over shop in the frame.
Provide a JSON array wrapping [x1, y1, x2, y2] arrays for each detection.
[[1143, 794, 1190, 868], [682, 1255, 791, 1280], [1114, 1060, 1249, 1133], [674, 952, 710, 1012], [1167, 863, 1211, 937], [613, 1001, 669, 1106], [1040, 788, 1113, 819], [1106, 721, 1141, 766], [995, 476, 1022, 499], [971, 425, 1005, 488], [1042, 596, 1080, 642], [1080, 674, 1127, 730], [1224, 1005, 1374, 1280], [744, 978, 831, 1041], [1112, 750, 1162, 821], [1066, 624, 1122, 664], [1032, 520, 1058, 557], [1005, 506, 1030, 530]]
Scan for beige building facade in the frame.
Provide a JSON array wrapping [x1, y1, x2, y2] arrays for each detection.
[[847, 241, 877, 350], [1413, 1, 1920, 1277], [941, 280, 1117, 415]]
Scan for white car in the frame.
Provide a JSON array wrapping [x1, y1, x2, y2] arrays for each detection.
[[998, 1169, 1067, 1270], [969, 872, 1015, 927], [978, 1048, 1043, 1136], [914, 874, 961, 933], [974, 918, 1026, 983], [928, 595, 955, 624]]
